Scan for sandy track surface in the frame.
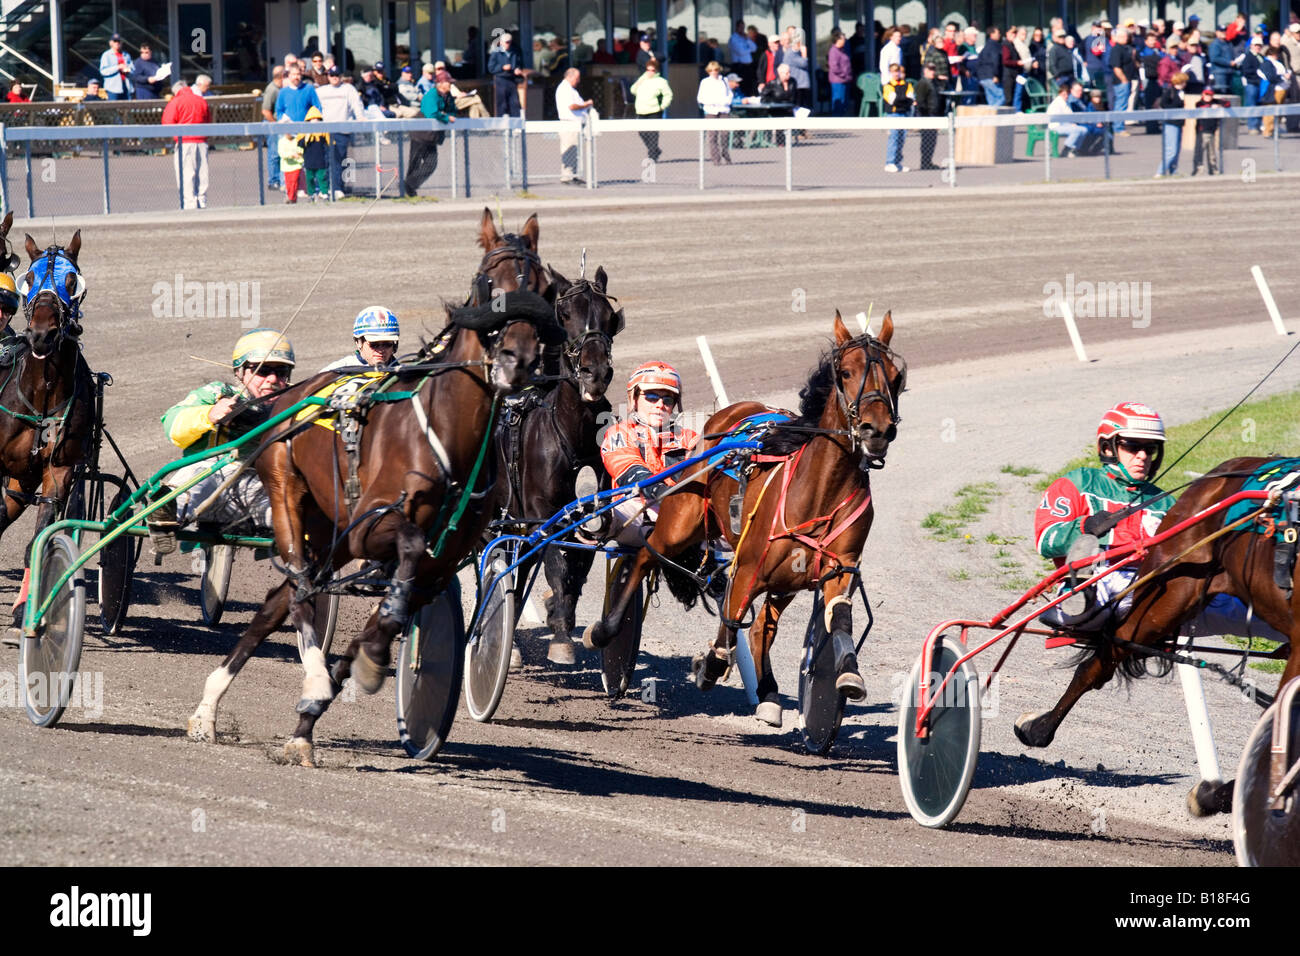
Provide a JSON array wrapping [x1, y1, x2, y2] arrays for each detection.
[[3, 180, 1297, 865]]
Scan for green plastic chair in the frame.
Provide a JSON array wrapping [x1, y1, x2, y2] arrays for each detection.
[[1021, 76, 1053, 113], [857, 73, 882, 117], [1026, 123, 1061, 156]]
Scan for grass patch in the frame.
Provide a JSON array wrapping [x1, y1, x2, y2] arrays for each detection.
[[1221, 636, 1287, 674], [1001, 464, 1041, 477], [949, 568, 971, 581], [922, 481, 999, 540]]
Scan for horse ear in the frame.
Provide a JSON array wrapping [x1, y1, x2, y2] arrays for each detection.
[[520, 213, 539, 250], [878, 310, 894, 346], [66, 230, 81, 263], [477, 206, 500, 250], [548, 266, 570, 297], [24, 233, 38, 261], [1, 210, 12, 237], [832, 310, 852, 345], [594, 265, 608, 291]]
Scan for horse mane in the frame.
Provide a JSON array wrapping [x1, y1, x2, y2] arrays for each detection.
[[760, 345, 839, 456]]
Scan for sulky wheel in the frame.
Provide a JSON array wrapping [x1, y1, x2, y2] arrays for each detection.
[[798, 593, 846, 755], [1233, 681, 1300, 866], [897, 633, 983, 828], [463, 546, 518, 723], [96, 485, 137, 635], [395, 578, 466, 761], [198, 543, 235, 626], [600, 557, 644, 700], [18, 534, 88, 728], [316, 591, 341, 658]]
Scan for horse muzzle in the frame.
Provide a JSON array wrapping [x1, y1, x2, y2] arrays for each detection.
[[25, 326, 60, 359], [577, 365, 612, 403]]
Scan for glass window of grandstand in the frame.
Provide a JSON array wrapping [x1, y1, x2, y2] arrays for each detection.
[[118, 0, 170, 67], [1217, 3, 1240, 30], [223, 0, 267, 81], [411, 1, 434, 69], [177, 3, 216, 80], [814, 0, 835, 58], [665, 0, 694, 63], [874, 2, 895, 27], [894, 0, 926, 29], [571, 0, 606, 67], [938, 2, 971, 31], [747, 0, 780, 40], [444, 0, 480, 76], [388, 2, 413, 74], [532, 0, 565, 69], [635, 0, 659, 56], [341, 0, 382, 72], [698, 0, 732, 61], [1007, 0, 1041, 29], [1072, 1, 1108, 31]]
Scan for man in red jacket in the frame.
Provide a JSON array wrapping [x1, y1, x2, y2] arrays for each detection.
[[162, 78, 212, 209]]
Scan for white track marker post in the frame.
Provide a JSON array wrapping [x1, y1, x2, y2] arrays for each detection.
[[1177, 633, 1223, 785], [854, 302, 874, 336], [696, 334, 729, 408], [1251, 265, 1287, 336], [519, 587, 546, 626], [1059, 300, 1089, 362]]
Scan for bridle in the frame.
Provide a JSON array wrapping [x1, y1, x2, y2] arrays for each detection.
[[554, 278, 622, 383], [471, 234, 546, 307], [832, 334, 904, 468], [19, 246, 86, 352]]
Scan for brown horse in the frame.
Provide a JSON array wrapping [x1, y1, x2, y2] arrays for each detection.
[[584, 312, 905, 725], [1014, 455, 1298, 813], [185, 291, 557, 766], [0, 232, 93, 632]]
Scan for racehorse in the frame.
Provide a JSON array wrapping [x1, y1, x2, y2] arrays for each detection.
[[488, 262, 622, 664], [0, 233, 93, 633], [1014, 456, 1298, 814], [185, 291, 559, 765], [584, 312, 906, 726]]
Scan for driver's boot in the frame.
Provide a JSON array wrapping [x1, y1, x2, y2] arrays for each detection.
[[146, 495, 179, 556]]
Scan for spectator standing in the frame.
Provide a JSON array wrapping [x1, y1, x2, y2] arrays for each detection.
[[729, 20, 756, 92], [978, 27, 1006, 105], [276, 65, 323, 120], [556, 67, 594, 182], [829, 30, 853, 115], [879, 28, 902, 80], [696, 61, 731, 165], [100, 33, 134, 100], [489, 31, 523, 117], [1084, 22, 1110, 86], [1155, 71, 1188, 176], [161, 78, 211, 209], [298, 107, 332, 201], [131, 44, 165, 99], [959, 27, 981, 103], [1003, 27, 1026, 108], [1028, 27, 1047, 83], [278, 127, 304, 203], [592, 39, 615, 65], [1048, 30, 1073, 85], [1182, 39, 1207, 90], [317, 66, 364, 198], [405, 71, 456, 194], [573, 34, 595, 66], [261, 66, 285, 191], [882, 61, 912, 172], [1047, 79, 1090, 155], [7, 80, 27, 103], [900, 25, 921, 78], [1283, 24, 1300, 71], [1139, 32, 1163, 112], [636, 35, 656, 72], [1260, 45, 1292, 136], [1238, 36, 1264, 131], [1209, 25, 1235, 91], [783, 29, 811, 111], [756, 36, 780, 90], [1226, 13, 1248, 49], [630, 58, 671, 161], [1109, 27, 1138, 133], [913, 62, 942, 168], [1192, 86, 1222, 174], [922, 29, 949, 93]]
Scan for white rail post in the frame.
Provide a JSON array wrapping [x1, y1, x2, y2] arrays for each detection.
[[1059, 300, 1089, 362], [1177, 633, 1223, 785], [695, 335, 729, 407], [785, 121, 793, 191], [1251, 265, 1287, 335], [698, 128, 705, 190]]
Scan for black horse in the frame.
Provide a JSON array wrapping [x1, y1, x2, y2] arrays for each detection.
[[488, 262, 623, 664]]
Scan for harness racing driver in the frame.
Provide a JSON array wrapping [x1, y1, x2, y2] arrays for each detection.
[[320, 306, 400, 372]]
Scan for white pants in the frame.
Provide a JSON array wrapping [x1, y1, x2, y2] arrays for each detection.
[[174, 142, 209, 209], [559, 126, 582, 180], [167, 460, 271, 529], [608, 496, 657, 547]]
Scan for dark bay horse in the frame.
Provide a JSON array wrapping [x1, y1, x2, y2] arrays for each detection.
[[1014, 455, 1298, 814], [488, 263, 622, 664], [185, 292, 557, 766], [0, 232, 93, 631], [584, 312, 906, 726], [470, 207, 548, 306]]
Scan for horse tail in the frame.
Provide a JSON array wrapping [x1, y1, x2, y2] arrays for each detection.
[[1063, 631, 1174, 682], [652, 541, 709, 612]]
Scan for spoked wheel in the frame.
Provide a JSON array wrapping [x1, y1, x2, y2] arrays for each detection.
[[798, 593, 846, 755], [600, 557, 644, 700], [96, 486, 138, 635], [897, 633, 983, 828], [199, 543, 235, 626], [18, 534, 88, 728], [395, 579, 466, 760], [1233, 681, 1300, 866], [463, 546, 517, 723]]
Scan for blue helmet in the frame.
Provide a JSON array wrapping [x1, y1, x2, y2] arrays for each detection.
[[353, 306, 400, 342]]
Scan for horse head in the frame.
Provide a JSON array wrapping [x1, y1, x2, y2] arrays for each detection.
[[20, 231, 85, 359], [471, 207, 547, 306], [830, 310, 905, 468], [0, 211, 19, 274], [447, 289, 560, 394], [548, 263, 621, 402]]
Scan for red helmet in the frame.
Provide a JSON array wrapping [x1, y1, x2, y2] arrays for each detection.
[[1097, 401, 1165, 444], [627, 361, 681, 402]]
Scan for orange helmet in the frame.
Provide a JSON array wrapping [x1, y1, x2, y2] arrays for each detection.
[[627, 361, 681, 401]]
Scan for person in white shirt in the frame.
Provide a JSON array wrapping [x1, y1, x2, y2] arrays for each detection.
[[696, 60, 732, 165], [880, 28, 903, 80], [1045, 80, 1088, 156], [555, 68, 595, 183]]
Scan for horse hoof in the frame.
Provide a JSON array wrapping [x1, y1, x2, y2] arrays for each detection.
[[836, 671, 867, 702], [582, 621, 609, 651], [509, 644, 523, 671], [283, 736, 315, 768], [1, 629, 18, 649], [352, 647, 386, 695], [1186, 779, 1234, 817], [755, 700, 783, 727], [186, 713, 215, 742], [1013, 711, 1053, 749], [547, 637, 577, 665], [691, 648, 728, 691]]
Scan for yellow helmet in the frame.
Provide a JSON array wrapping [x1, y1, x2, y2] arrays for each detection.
[[232, 328, 296, 371], [0, 273, 18, 314]]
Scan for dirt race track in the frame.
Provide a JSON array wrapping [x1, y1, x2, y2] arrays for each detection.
[[3, 176, 1300, 866]]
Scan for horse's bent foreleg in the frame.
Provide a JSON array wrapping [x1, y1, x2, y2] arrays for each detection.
[[751, 592, 794, 725], [188, 578, 294, 742], [543, 543, 594, 664], [583, 545, 657, 650], [820, 571, 866, 701], [1014, 653, 1115, 749]]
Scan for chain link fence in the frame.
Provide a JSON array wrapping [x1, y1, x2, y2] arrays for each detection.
[[2, 107, 1298, 217]]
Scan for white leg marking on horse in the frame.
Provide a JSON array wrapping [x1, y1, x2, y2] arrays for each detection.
[[823, 594, 851, 633], [300, 645, 333, 702], [187, 665, 235, 741]]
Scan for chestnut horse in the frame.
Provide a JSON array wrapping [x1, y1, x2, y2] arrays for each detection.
[[1015, 456, 1298, 814], [584, 312, 905, 726], [0, 232, 93, 632], [469, 207, 548, 307], [185, 292, 557, 766]]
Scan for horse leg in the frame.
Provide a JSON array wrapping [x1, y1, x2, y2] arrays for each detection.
[[543, 542, 594, 664], [187, 578, 294, 742], [1013, 654, 1116, 748], [751, 592, 794, 726], [352, 517, 425, 694], [692, 555, 753, 693], [822, 572, 867, 701], [0, 478, 28, 640], [582, 545, 658, 650]]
